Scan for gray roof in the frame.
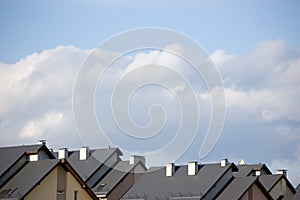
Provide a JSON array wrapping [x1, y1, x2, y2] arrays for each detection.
[[234, 164, 272, 177], [93, 161, 145, 196], [259, 174, 295, 195], [216, 176, 258, 199], [0, 159, 59, 199], [67, 148, 121, 181], [122, 163, 236, 199], [292, 193, 300, 200], [259, 174, 282, 192], [0, 144, 53, 177]]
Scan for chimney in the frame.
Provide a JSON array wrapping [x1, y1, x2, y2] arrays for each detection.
[[188, 161, 198, 176], [254, 169, 261, 176], [58, 148, 68, 159], [37, 139, 46, 145], [129, 155, 145, 166], [166, 163, 175, 177], [221, 158, 228, 167], [276, 169, 287, 177], [79, 146, 90, 160]]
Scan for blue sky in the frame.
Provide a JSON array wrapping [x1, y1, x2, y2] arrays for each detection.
[[1, 0, 300, 185], [1, 0, 299, 63]]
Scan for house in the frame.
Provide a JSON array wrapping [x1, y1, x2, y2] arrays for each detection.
[[93, 157, 147, 200], [122, 159, 238, 200], [63, 147, 123, 188], [0, 159, 97, 200], [233, 162, 295, 199], [259, 174, 295, 200], [0, 141, 55, 188], [216, 176, 273, 200]]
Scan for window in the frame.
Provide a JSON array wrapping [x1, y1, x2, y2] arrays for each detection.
[[74, 190, 78, 200]]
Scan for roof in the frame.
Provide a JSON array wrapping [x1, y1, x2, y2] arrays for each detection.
[[259, 174, 282, 192], [0, 159, 59, 199], [67, 148, 122, 181], [234, 164, 272, 177], [216, 176, 257, 199], [259, 174, 296, 194], [122, 163, 237, 199], [0, 144, 54, 177], [93, 161, 146, 196], [292, 193, 300, 200]]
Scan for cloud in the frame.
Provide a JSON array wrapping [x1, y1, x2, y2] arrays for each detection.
[[0, 39, 299, 184], [210, 39, 300, 185], [0, 45, 88, 147]]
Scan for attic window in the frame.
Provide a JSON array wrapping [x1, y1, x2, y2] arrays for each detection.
[[0, 188, 17, 197], [29, 154, 39, 161]]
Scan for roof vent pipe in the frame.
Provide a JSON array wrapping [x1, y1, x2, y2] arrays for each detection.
[[238, 159, 245, 165], [37, 139, 46, 145]]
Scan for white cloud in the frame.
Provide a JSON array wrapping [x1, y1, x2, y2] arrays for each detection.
[[0, 39, 300, 184]]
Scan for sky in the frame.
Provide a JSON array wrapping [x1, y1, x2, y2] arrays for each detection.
[[1, 0, 300, 185]]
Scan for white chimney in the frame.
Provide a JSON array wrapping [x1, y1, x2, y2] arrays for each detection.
[[58, 148, 68, 159], [276, 169, 287, 176], [221, 158, 228, 167], [166, 163, 175, 177], [129, 155, 145, 165], [79, 146, 89, 160], [188, 161, 198, 176], [254, 170, 261, 176]]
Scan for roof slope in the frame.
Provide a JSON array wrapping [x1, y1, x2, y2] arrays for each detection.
[[216, 176, 257, 199], [0, 144, 54, 177], [259, 174, 282, 192], [67, 148, 120, 181], [122, 163, 235, 199], [0, 159, 59, 199], [93, 161, 144, 196], [259, 174, 295, 195], [234, 164, 272, 177]]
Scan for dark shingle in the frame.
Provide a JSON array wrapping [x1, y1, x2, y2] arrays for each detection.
[[216, 176, 257, 199], [259, 174, 282, 192], [122, 163, 235, 199], [234, 164, 272, 177], [93, 161, 145, 196], [67, 148, 121, 181], [0, 144, 43, 176], [0, 160, 59, 199]]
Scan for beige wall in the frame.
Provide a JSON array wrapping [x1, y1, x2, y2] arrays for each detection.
[[66, 171, 93, 200], [25, 165, 94, 200], [240, 184, 268, 200], [25, 167, 57, 200]]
